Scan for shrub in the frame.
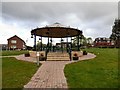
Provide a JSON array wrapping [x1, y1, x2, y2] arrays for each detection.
[[83, 50, 87, 55], [24, 53, 30, 57], [73, 53, 78, 57]]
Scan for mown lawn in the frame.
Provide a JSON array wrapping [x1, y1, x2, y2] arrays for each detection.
[[2, 50, 29, 56], [64, 48, 118, 88], [2, 57, 39, 88]]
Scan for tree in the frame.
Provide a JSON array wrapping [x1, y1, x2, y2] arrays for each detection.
[[36, 41, 47, 51], [36, 41, 41, 51], [86, 37, 93, 47], [73, 35, 93, 48], [73, 35, 87, 47], [110, 19, 120, 47], [73, 35, 85, 46], [86, 37, 93, 44]]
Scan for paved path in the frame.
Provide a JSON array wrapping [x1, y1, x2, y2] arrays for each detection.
[[24, 61, 70, 88], [1, 53, 96, 88], [23, 53, 96, 88]]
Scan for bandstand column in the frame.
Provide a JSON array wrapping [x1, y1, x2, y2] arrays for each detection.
[[71, 37, 72, 50], [50, 38, 52, 51], [46, 30, 50, 53], [77, 35, 79, 51], [41, 36, 42, 51], [61, 38, 63, 53], [47, 37, 49, 52], [66, 37, 68, 52]]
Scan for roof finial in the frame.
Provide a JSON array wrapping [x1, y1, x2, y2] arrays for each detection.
[[54, 22, 60, 24]]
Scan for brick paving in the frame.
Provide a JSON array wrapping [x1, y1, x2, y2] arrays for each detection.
[[24, 61, 70, 88], [2, 53, 96, 88], [15, 54, 37, 63], [23, 53, 96, 88]]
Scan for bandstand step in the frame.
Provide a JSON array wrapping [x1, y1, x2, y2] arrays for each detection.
[[47, 52, 70, 61]]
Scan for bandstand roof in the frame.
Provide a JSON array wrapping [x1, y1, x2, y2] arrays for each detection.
[[31, 22, 82, 38]]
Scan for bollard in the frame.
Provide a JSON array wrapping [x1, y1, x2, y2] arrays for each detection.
[[36, 52, 40, 66]]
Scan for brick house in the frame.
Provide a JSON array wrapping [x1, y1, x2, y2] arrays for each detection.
[[94, 37, 115, 48], [7, 35, 26, 50]]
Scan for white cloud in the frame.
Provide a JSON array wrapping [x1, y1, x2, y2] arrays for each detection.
[[39, 21, 49, 27], [0, 20, 63, 46], [1, 2, 118, 46], [0, 21, 34, 46]]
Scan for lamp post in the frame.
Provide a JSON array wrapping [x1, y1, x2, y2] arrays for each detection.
[[31, 33, 40, 66], [36, 52, 40, 66]]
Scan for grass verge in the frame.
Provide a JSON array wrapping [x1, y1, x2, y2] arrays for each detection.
[[2, 50, 29, 56], [64, 48, 118, 88], [2, 57, 39, 88]]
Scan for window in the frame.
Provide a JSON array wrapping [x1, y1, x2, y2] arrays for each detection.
[[111, 41, 114, 45], [11, 40, 17, 44], [98, 40, 101, 42], [11, 45, 16, 49]]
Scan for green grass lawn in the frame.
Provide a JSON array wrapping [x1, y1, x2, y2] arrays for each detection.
[[1, 50, 29, 56], [2, 57, 39, 88], [64, 48, 119, 88]]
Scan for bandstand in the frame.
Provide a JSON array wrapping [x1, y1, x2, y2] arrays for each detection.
[[31, 22, 83, 61]]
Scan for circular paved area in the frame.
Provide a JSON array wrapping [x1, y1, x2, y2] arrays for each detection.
[[14, 53, 96, 88], [2, 53, 96, 88]]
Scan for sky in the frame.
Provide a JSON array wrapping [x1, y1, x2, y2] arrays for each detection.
[[0, 1, 118, 46]]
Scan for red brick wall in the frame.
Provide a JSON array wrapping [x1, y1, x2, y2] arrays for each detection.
[[8, 36, 25, 49]]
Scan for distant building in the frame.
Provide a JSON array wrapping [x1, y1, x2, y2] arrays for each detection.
[[7, 35, 26, 50], [26, 46, 33, 50], [94, 37, 115, 48], [0, 44, 8, 50]]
